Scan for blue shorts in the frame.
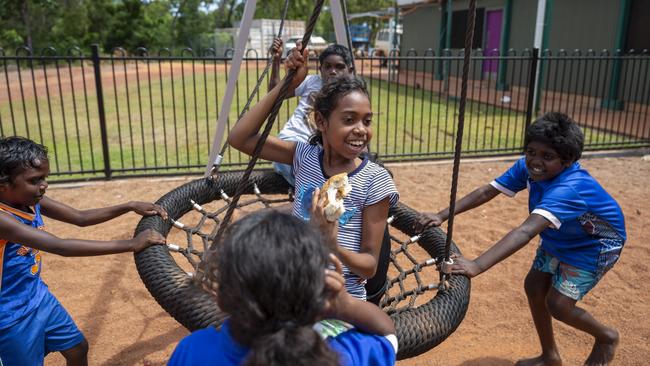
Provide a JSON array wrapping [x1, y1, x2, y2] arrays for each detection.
[[0, 291, 85, 366], [273, 162, 295, 187], [532, 247, 604, 301]]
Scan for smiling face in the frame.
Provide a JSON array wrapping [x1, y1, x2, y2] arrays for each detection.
[[525, 141, 571, 182], [317, 90, 373, 161], [0, 159, 50, 210], [319, 54, 350, 83]]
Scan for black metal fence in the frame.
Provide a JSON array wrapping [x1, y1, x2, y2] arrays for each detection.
[[1, 45, 648, 181]]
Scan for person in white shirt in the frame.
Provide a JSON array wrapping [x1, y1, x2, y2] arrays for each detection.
[[268, 38, 354, 186]]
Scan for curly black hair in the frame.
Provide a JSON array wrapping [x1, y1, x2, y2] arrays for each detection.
[[0, 136, 49, 184], [212, 211, 338, 366], [318, 44, 353, 68], [308, 75, 370, 145], [524, 112, 584, 163]]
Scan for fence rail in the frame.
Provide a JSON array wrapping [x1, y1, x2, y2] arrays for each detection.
[[1, 45, 648, 181]]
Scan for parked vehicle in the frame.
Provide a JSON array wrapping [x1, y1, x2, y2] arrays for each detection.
[[373, 23, 402, 57], [349, 23, 372, 52], [284, 35, 329, 56]]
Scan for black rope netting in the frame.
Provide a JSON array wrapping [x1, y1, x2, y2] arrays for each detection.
[[134, 170, 470, 359]]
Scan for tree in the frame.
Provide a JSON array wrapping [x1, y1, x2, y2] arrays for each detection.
[[230, 0, 395, 41], [0, 0, 57, 52], [172, 0, 217, 51]]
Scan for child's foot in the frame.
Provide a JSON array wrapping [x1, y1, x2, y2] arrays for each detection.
[[515, 353, 562, 366], [584, 329, 619, 366]]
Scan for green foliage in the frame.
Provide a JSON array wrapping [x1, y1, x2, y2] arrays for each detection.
[[0, 29, 23, 50], [0, 0, 396, 53]]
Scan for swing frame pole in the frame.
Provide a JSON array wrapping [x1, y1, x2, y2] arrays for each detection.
[[203, 0, 353, 176], [204, 0, 258, 176]]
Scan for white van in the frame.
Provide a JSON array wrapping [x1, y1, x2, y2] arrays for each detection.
[[284, 36, 329, 56], [373, 25, 402, 57]]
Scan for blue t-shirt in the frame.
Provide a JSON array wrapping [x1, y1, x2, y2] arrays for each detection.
[[168, 320, 397, 366], [292, 142, 399, 299], [0, 203, 48, 329], [491, 157, 626, 273]]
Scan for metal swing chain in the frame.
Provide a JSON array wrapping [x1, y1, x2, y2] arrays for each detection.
[[440, 0, 478, 287]]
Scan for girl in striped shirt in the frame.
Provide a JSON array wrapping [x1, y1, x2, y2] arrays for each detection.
[[228, 45, 398, 300]]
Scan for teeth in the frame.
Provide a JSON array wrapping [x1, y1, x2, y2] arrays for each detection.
[[347, 141, 365, 147]]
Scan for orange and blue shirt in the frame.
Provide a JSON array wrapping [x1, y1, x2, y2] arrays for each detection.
[[0, 202, 48, 329]]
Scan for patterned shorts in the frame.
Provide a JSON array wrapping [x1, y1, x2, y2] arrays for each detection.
[[532, 247, 604, 301]]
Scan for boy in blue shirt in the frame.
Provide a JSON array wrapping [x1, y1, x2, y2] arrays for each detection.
[[417, 113, 625, 366], [0, 136, 167, 366]]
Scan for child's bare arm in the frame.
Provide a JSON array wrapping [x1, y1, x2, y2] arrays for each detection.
[[268, 38, 284, 91], [336, 198, 390, 279], [0, 211, 165, 256], [445, 213, 550, 277], [227, 46, 310, 164], [323, 255, 395, 336], [416, 183, 500, 231], [39, 196, 167, 227]]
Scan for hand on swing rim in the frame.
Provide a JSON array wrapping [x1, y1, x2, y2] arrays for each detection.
[[439, 253, 482, 278], [413, 212, 444, 233]]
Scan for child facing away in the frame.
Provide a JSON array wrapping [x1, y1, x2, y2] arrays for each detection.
[[417, 112, 625, 366], [168, 204, 398, 366], [0, 136, 167, 366], [267, 38, 353, 187], [228, 45, 399, 301]]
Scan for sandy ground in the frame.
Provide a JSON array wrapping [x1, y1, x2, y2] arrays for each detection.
[[40, 154, 650, 366]]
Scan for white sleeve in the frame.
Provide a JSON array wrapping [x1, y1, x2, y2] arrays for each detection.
[[384, 334, 398, 354]]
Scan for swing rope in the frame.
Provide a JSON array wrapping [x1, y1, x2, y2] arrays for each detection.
[[209, 0, 291, 174], [441, 0, 478, 276], [210, 0, 327, 247]]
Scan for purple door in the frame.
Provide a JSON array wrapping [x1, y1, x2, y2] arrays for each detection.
[[483, 9, 503, 74]]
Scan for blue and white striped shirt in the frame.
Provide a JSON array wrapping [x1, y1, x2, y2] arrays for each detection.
[[292, 142, 399, 299]]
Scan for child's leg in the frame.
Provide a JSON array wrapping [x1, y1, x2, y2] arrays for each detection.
[[40, 292, 87, 366], [545, 275, 618, 365], [517, 268, 562, 366], [516, 247, 562, 366]]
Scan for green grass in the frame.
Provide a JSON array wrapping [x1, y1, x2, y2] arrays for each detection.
[[0, 61, 634, 181]]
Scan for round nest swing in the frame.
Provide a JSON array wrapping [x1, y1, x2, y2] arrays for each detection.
[[134, 170, 470, 359], [133, 0, 481, 358]]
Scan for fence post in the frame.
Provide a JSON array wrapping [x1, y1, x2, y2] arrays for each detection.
[[91, 44, 112, 179], [525, 48, 539, 132]]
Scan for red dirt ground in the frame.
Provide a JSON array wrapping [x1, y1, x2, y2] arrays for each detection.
[[41, 154, 649, 365]]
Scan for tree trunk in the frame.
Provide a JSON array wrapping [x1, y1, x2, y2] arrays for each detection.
[[21, 0, 33, 51]]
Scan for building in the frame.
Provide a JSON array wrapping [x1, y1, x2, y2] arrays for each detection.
[[399, 0, 648, 55], [215, 19, 305, 57], [397, 0, 649, 105]]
